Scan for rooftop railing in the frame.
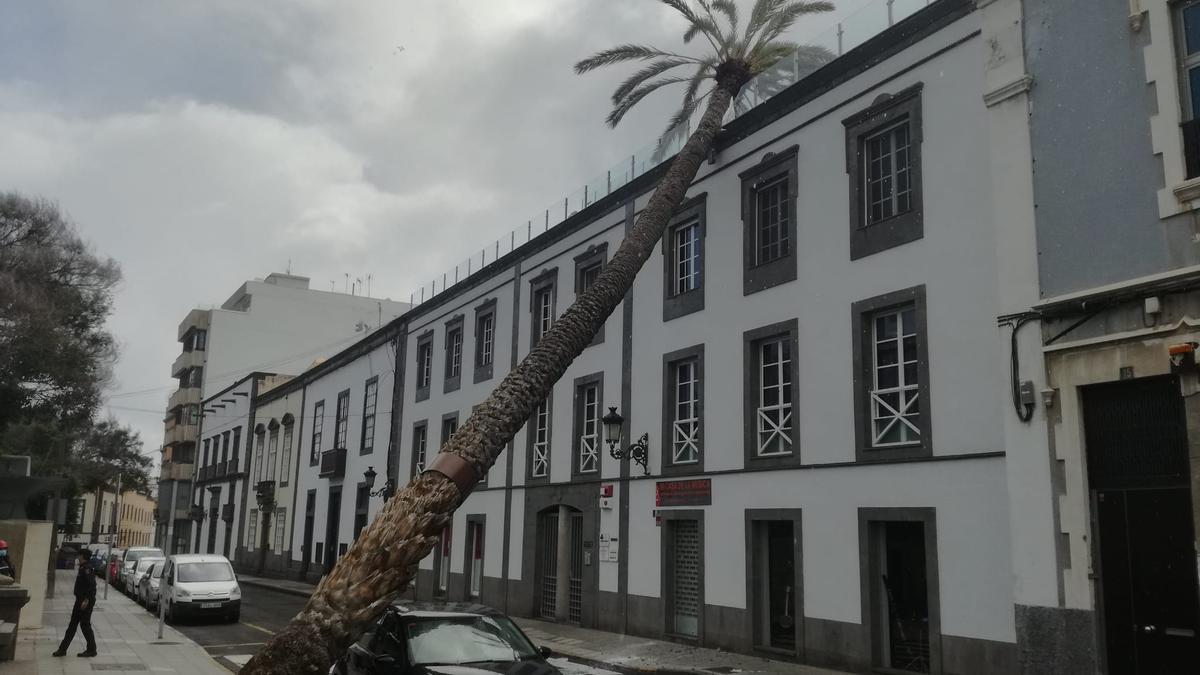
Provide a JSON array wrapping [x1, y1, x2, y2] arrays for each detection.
[[408, 0, 933, 307]]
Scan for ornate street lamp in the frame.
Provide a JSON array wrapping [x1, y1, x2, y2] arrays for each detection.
[[601, 407, 649, 475], [363, 466, 393, 500]]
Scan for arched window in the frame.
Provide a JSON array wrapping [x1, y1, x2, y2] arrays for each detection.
[[280, 414, 296, 486], [254, 423, 267, 483], [267, 419, 280, 482]]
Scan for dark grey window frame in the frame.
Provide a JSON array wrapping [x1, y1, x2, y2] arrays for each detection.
[[574, 243, 608, 347], [528, 268, 558, 349], [414, 330, 434, 402], [309, 400, 324, 466], [851, 284, 932, 462], [462, 514, 486, 600], [443, 315, 464, 394], [410, 419, 429, 479], [473, 298, 498, 384], [334, 388, 351, 450], [744, 508, 803, 657], [857, 507, 941, 675], [742, 319, 801, 469], [662, 193, 707, 321], [571, 371, 604, 479], [359, 375, 379, 456], [440, 411, 459, 455], [740, 145, 798, 296], [525, 390, 553, 484], [843, 83, 924, 260], [659, 509, 705, 645], [661, 344, 705, 476]]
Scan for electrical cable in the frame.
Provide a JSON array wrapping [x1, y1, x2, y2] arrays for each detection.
[[1010, 317, 1035, 423]]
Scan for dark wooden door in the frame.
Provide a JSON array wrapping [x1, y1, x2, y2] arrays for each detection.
[[1084, 376, 1199, 674]]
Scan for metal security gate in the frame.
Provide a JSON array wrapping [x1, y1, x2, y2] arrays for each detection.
[[538, 511, 559, 619], [569, 512, 584, 623], [1083, 376, 1200, 673], [671, 520, 701, 637]]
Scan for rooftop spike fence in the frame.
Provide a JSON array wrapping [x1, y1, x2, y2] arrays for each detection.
[[408, 0, 932, 307]]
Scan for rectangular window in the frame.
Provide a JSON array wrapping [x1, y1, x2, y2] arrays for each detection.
[[441, 415, 458, 449], [530, 269, 557, 348], [663, 344, 705, 475], [574, 245, 607, 346], [280, 423, 293, 485], [415, 331, 434, 401], [530, 399, 550, 479], [255, 431, 266, 482], [741, 148, 798, 295], [853, 285, 931, 461], [743, 320, 800, 468], [360, 377, 378, 455], [445, 317, 464, 392], [310, 401, 325, 464], [479, 314, 495, 365], [755, 177, 790, 265], [412, 422, 428, 476], [573, 374, 602, 476], [435, 525, 451, 597], [674, 221, 701, 294], [467, 520, 485, 599], [843, 84, 924, 259], [1178, 2, 1200, 177], [534, 288, 553, 342], [247, 511, 258, 551], [354, 484, 369, 540], [274, 507, 287, 552], [756, 337, 793, 456], [266, 429, 279, 481], [864, 122, 912, 225], [194, 329, 207, 351], [232, 427, 242, 472], [335, 389, 350, 450], [221, 431, 230, 466], [473, 299, 497, 383], [202, 438, 210, 468]]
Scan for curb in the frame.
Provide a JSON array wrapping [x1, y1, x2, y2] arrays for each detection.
[[237, 577, 314, 599]]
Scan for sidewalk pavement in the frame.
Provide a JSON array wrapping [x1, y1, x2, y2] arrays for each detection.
[[232, 574, 849, 675], [234, 573, 314, 599], [4, 569, 227, 675], [516, 618, 851, 675]]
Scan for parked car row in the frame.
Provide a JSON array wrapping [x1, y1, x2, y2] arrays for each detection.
[[130, 554, 241, 624]]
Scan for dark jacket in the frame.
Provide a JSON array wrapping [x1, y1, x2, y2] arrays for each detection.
[[74, 564, 96, 602], [0, 556, 15, 580]]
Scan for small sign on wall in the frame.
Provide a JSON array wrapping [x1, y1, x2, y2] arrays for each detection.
[[655, 478, 711, 507]]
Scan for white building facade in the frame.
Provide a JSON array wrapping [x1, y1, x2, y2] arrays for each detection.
[[158, 272, 408, 553], [383, 2, 1023, 672]]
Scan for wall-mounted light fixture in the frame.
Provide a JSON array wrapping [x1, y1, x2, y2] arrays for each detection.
[[601, 407, 649, 475]]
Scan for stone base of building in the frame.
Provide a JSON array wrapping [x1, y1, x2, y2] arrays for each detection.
[[1014, 605, 1097, 675]]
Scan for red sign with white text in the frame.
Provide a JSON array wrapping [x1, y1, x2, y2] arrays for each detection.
[[655, 479, 711, 507]]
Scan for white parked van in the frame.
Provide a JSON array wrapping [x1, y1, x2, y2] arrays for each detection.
[[160, 554, 241, 623]]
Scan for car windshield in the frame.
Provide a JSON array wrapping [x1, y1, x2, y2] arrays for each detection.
[[404, 615, 539, 666], [125, 549, 163, 565], [150, 565, 163, 580], [136, 558, 164, 573], [177, 562, 234, 583]]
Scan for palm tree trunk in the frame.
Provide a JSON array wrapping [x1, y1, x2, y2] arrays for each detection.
[[241, 76, 743, 675]]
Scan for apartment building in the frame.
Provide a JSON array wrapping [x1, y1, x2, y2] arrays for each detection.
[[156, 272, 408, 554], [77, 489, 155, 548]]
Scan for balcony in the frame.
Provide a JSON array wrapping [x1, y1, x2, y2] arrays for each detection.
[[221, 503, 235, 523], [160, 461, 194, 482], [167, 386, 200, 411], [171, 349, 204, 377], [318, 447, 347, 479], [165, 421, 198, 446]]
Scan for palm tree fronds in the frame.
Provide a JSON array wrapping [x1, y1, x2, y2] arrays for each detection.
[[754, 1, 835, 49], [711, 0, 739, 32], [745, 0, 788, 42], [683, 17, 721, 44], [575, 44, 698, 74], [612, 58, 698, 105], [606, 76, 693, 128], [653, 87, 711, 162]]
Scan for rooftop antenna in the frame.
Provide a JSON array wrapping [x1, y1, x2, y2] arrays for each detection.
[[367, 273, 373, 297], [286, 259, 292, 275], [330, 281, 335, 292], [344, 273, 349, 293], [356, 277, 363, 297]]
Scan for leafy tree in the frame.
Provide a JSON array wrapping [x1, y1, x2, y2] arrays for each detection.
[[0, 192, 120, 435], [242, 2, 832, 672]]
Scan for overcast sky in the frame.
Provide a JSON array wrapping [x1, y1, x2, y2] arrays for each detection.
[[0, 0, 874, 461]]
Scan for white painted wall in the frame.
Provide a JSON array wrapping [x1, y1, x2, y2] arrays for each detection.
[[290, 338, 397, 568], [193, 375, 257, 559], [247, 386, 307, 557]]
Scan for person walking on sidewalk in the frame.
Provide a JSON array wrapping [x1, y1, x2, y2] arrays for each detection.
[[53, 549, 98, 658], [0, 539, 16, 580]]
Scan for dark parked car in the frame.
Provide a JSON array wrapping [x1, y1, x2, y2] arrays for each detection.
[[332, 603, 560, 675]]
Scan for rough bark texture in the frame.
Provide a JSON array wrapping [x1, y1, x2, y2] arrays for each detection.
[[240, 74, 744, 675]]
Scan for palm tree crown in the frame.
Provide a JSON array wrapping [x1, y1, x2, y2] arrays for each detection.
[[576, 0, 835, 148]]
